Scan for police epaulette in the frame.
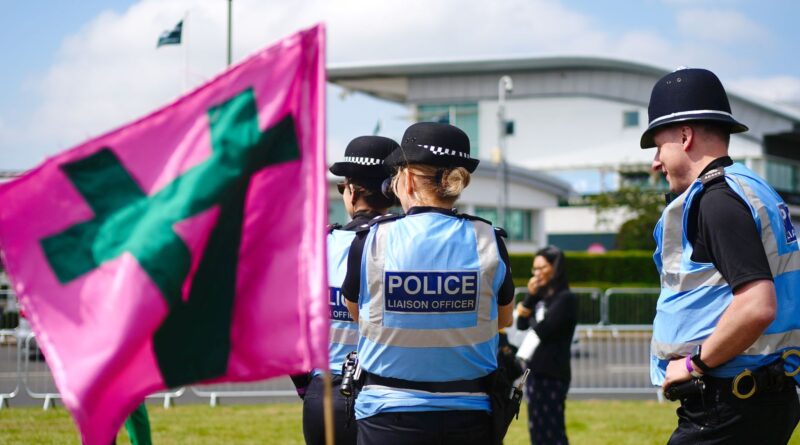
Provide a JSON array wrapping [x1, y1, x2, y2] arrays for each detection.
[[700, 166, 725, 185], [368, 213, 405, 227], [327, 223, 342, 234], [458, 213, 507, 237], [458, 212, 493, 226]]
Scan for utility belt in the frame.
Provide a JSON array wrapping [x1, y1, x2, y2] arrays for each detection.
[[363, 372, 488, 393], [666, 355, 798, 403], [359, 368, 528, 445], [704, 360, 795, 402]]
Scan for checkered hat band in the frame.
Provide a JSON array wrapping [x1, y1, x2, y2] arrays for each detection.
[[417, 144, 471, 159], [344, 156, 383, 166]]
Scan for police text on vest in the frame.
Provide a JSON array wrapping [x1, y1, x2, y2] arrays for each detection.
[[329, 287, 354, 322], [384, 271, 479, 313]]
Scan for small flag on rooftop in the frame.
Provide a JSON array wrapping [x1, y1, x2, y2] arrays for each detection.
[[157, 20, 183, 47]]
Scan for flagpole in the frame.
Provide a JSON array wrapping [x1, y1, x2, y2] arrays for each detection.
[[322, 371, 335, 445], [183, 11, 189, 91], [226, 0, 233, 66]]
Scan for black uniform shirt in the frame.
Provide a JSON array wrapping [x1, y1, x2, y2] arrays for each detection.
[[341, 206, 516, 306], [685, 156, 773, 291], [340, 210, 381, 231]]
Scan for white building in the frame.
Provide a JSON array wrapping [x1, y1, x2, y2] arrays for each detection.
[[329, 56, 800, 250], [326, 163, 572, 253]]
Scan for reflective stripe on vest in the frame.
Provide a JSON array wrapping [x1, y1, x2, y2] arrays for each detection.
[[327, 229, 359, 374], [651, 162, 800, 383]]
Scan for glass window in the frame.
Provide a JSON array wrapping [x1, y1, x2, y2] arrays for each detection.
[[623, 110, 639, 128], [766, 160, 795, 192], [417, 103, 479, 157], [474, 207, 532, 241]]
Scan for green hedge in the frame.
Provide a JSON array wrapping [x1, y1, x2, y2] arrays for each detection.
[[1, 311, 18, 330], [509, 251, 659, 287]]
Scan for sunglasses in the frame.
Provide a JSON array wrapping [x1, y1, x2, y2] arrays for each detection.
[[381, 177, 394, 199], [531, 265, 551, 275], [337, 182, 347, 195]]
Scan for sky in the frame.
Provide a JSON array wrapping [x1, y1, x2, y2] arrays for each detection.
[[1, 0, 799, 171]]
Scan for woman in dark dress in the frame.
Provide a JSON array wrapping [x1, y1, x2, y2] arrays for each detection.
[[516, 246, 578, 445]]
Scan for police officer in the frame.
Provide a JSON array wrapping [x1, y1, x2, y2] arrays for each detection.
[[341, 122, 515, 445], [644, 67, 800, 444], [301, 135, 398, 445]]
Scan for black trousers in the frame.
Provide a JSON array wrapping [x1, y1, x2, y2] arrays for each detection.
[[357, 410, 492, 445], [525, 374, 569, 445], [668, 380, 800, 445], [302, 374, 357, 445]]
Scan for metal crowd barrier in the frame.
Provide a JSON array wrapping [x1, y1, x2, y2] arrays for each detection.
[[512, 287, 659, 395], [147, 387, 186, 409], [22, 333, 60, 409], [514, 286, 659, 326], [0, 329, 20, 409], [21, 333, 185, 409], [570, 325, 655, 394], [3, 287, 664, 408], [604, 288, 660, 326], [191, 379, 297, 407]]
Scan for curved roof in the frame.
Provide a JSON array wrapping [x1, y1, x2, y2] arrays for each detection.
[[330, 55, 665, 79], [325, 161, 573, 199], [473, 162, 573, 198], [328, 55, 800, 124]]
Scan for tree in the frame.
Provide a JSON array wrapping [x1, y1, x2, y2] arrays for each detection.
[[589, 186, 665, 250]]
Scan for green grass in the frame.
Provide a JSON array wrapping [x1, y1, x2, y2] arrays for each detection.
[[0, 400, 798, 444]]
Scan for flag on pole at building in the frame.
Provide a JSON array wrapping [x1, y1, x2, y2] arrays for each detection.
[[157, 20, 183, 47], [0, 24, 328, 445]]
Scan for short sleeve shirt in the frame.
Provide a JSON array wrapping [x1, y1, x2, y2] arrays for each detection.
[[685, 157, 773, 291]]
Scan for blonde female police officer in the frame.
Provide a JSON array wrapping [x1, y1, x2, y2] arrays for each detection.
[[301, 135, 398, 445], [341, 122, 515, 445]]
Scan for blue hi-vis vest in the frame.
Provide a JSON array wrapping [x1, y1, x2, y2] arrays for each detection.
[[326, 229, 359, 376], [651, 162, 800, 385], [354, 212, 506, 419]]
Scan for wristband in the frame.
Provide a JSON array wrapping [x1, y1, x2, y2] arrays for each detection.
[[685, 355, 703, 378], [691, 346, 713, 374]]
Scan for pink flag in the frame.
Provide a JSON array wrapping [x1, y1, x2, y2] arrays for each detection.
[[0, 25, 328, 444]]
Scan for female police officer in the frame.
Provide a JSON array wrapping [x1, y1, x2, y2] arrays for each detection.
[[341, 122, 515, 445], [301, 135, 398, 445]]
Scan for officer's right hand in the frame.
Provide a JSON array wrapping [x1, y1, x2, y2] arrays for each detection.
[[662, 357, 692, 393]]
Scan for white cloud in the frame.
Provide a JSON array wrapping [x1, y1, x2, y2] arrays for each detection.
[[728, 76, 800, 105], [1, 0, 789, 170], [676, 9, 769, 44]]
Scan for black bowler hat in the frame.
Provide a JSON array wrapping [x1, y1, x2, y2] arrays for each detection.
[[385, 122, 480, 173], [640, 68, 748, 148], [329, 136, 398, 180]]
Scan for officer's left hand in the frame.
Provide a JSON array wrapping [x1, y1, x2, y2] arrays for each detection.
[[662, 357, 691, 392]]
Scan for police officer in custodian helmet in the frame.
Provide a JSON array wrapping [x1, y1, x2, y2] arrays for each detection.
[[301, 135, 398, 445], [340, 122, 516, 444], [645, 67, 800, 444]]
